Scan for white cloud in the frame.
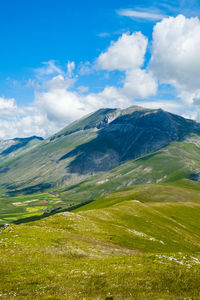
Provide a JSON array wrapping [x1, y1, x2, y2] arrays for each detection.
[[97, 32, 148, 71], [32, 70, 156, 135], [0, 97, 16, 110], [0, 97, 50, 139], [35, 60, 63, 78], [150, 15, 200, 103], [67, 61, 75, 78], [42, 74, 74, 91], [123, 69, 157, 98], [95, 31, 157, 99], [117, 9, 165, 21], [0, 113, 58, 140], [77, 86, 89, 93], [0, 97, 23, 117], [78, 61, 93, 75], [34, 74, 132, 128], [35, 84, 86, 125], [0, 30, 160, 139], [28, 14, 200, 133]]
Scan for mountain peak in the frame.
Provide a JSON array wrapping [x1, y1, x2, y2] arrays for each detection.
[[1, 105, 200, 195], [58, 105, 200, 174]]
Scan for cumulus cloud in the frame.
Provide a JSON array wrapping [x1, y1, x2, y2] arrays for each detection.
[[95, 31, 157, 100], [33, 71, 156, 132], [30, 14, 200, 132], [123, 69, 157, 98], [0, 97, 50, 139], [0, 97, 23, 117], [35, 84, 86, 125], [0, 30, 160, 139], [0, 97, 16, 110], [150, 14, 200, 103], [7, 15, 200, 140], [31, 32, 156, 134], [0, 113, 58, 140], [34, 74, 132, 129], [97, 32, 148, 71]]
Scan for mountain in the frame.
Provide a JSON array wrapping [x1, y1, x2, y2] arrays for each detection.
[[56, 137, 200, 206], [59, 106, 200, 174], [1, 105, 200, 224], [0, 105, 200, 197], [0, 136, 43, 163]]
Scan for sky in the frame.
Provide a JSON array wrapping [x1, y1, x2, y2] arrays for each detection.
[[1, 0, 200, 138]]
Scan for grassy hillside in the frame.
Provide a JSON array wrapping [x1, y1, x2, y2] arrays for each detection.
[[0, 191, 64, 225], [2, 136, 200, 224], [1, 190, 200, 299], [54, 137, 200, 208], [75, 184, 200, 211], [0, 128, 98, 196], [0, 136, 43, 164]]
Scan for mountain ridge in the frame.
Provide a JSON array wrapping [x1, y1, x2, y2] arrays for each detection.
[[0, 136, 43, 162], [0, 105, 200, 197]]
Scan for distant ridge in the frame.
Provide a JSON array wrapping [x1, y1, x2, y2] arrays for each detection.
[[0, 135, 43, 158]]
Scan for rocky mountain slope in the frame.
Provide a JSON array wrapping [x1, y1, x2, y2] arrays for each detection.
[[59, 106, 200, 174], [0, 136, 43, 163], [0, 105, 200, 196]]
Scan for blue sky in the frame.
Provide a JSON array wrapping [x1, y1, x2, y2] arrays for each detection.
[[1, 0, 200, 138], [1, 0, 155, 101]]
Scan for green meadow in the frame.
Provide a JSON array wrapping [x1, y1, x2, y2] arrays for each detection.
[[1, 184, 200, 299]]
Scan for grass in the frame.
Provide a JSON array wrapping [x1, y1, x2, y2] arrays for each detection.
[[1, 187, 200, 299], [0, 190, 93, 225], [1, 252, 200, 299], [74, 183, 200, 211], [0, 192, 63, 225]]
